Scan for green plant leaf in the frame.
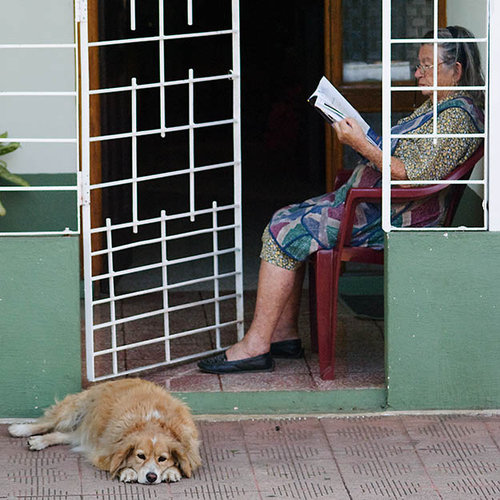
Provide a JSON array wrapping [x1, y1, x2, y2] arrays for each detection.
[[0, 198, 6, 216], [0, 162, 29, 187], [0, 142, 20, 156], [0, 131, 20, 156]]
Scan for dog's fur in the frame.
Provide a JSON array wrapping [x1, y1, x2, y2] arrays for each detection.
[[8, 378, 201, 484]]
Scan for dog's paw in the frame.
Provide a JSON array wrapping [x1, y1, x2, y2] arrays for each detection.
[[27, 435, 48, 451], [119, 468, 138, 483], [161, 466, 182, 483], [8, 423, 34, 437]]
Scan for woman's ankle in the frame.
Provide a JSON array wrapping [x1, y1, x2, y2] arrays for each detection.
[[225, 338, 270, 361], [270, 329, 299, 343]]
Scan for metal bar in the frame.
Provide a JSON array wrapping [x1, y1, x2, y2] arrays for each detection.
[[386, 226, 487, 232], [484, 0, 492, 229], [89, 118, 235, 142], [94, 298, 240, 331], [0, 186, 79, 191], [130, 0, 136, 30], [212, 202, 221, 349], [432, 7, 438, 143], [187, 0, 193, 25], [131, 77, 139, 233], [94, 320, 239, 347], [159, 0, 166, 137], [0, 44, 76, 49], [390, 133, 485, 139], [0, 91, 77, 96], [390, 85, 486, 91], [94, 289, 237, 309], [89, 203, 238, 233], [89, 160, 236, 190], [88, 29, 235, 48], [79, 6, 95, 382], [160, 210, 171, 363], [0, 230, 78, 236], [390, 37, 488, 44], [189, 68, 195, 221], [0, 138, 77, 143], [231, 0, 244, 341], [91, 348, 223, 382], [391, 180, 486, 185], [91, 247, 238, 281], [93, 269, 240, 293], [89, 73, 233, 95], [381, 0, 391, 232], [91, 223, 238, 256], [105, 218, 119, 375]]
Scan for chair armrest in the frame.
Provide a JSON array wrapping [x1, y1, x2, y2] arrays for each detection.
[[335, 143, 484, 250]]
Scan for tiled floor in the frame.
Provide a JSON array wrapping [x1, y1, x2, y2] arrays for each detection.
[[3, 412, 500, 499], [85, 289, 385, 391]]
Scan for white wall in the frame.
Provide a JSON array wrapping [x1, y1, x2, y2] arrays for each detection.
[[0, 0, 77, 174]]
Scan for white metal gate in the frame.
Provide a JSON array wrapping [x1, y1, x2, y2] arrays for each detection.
[[80, 0, 243, 382]]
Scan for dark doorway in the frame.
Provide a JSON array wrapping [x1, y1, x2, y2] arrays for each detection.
[[96, 1, 325, 283]]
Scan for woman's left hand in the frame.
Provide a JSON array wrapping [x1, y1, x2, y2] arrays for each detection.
[[333, 117, 367, 152]]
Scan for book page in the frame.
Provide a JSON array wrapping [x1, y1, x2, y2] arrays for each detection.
[[309, 76, 381, 148]]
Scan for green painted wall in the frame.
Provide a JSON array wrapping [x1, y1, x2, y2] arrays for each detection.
[[0, 236, 81, 417], [386, 231, 500, 410], [0, 174, 77, 233]]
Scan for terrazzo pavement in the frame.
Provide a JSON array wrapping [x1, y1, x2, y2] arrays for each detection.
[[2, 412, 500, 499]]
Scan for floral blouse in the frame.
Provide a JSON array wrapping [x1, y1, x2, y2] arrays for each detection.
[[394, 93, 482, 181]]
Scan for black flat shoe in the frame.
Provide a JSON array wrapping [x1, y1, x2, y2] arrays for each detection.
[[270, 339, 304, 358], [198, 351, 274, 374]]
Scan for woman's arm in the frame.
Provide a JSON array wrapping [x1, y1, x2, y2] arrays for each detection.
[[333, 117, 408, 180]]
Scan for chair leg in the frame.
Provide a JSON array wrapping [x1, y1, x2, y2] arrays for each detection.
[[308, 259, 318, 353], [314, 249, 341, 380]]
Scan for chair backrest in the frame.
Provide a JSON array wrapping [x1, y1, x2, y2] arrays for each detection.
[[340, 143, 484, 250], [390, 142, 484, 226]]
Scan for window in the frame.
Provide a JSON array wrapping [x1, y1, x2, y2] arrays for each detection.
[[381, 0, 489, 232]]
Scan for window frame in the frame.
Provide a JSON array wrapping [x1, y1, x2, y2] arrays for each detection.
[[381, 0, 490, 233]]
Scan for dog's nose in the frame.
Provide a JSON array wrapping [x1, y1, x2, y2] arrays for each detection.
[[146, 472, 158, 483]]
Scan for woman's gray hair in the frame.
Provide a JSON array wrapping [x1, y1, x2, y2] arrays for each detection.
[[423, 26, 485, 108]]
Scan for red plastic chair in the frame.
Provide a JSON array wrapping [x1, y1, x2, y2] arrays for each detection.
[[309, 144, 484, 380]]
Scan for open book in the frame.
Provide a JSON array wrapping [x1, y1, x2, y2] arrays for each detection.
[[308, 76, 381, 148]]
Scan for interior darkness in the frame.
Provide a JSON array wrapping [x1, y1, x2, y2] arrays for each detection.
[[97, 1, 324, 271]]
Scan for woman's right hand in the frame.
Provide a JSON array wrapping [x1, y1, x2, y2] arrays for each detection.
[[333, 117, 368, 152]]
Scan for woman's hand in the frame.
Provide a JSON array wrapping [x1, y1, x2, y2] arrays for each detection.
[[333, 117, 367, 152], [333, 117, 408, 180]]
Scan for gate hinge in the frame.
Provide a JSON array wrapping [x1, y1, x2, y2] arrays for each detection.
[[77, 171, 90, 207], [75, 0, 88, 23]]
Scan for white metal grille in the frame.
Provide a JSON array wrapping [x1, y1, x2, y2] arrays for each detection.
[[80, 0, 243, 381], [381, 0, 489, 232], [0, 3, 79, 236]]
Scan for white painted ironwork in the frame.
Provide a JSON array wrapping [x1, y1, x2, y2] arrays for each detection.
[[80, 0, 244, 381], [381, 0, 489, 232], [490, 0, 500, 230], [0, 7, 80, 237]]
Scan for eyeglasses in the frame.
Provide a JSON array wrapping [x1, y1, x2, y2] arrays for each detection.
[[415, 62, 444, 74]]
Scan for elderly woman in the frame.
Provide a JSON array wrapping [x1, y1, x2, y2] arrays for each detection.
[[198, 25, 485, 374]]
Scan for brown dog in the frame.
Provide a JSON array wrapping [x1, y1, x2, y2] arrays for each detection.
[[8, 378, 201, 484]]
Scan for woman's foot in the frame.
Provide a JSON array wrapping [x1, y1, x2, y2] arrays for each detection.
[[197, 351, 274, 374], [225, 337, 269, 361], [270, 338, 304, 358]]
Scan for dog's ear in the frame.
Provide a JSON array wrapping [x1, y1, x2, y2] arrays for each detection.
[[171, 439, 201, 478], [109, 443, 134, 478]]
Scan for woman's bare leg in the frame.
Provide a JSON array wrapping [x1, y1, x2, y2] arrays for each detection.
[[225, 260, 299, 361], [270, 264, 305, 343]]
